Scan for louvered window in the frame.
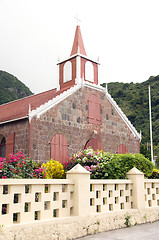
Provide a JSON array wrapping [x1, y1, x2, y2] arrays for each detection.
[[50, 134, 68, 163], [88, 95, 101, 125]]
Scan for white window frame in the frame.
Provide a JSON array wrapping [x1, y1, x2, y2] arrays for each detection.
[[85, 61, 94, 82], [63, 61, 72, 83]]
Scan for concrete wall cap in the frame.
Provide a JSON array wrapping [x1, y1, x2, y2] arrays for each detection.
[[126, 167, 144, 175], [67, 163, 90, 174]]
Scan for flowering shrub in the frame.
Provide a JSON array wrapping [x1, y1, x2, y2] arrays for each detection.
[[0, 152, 43, 179], [63, 148, 111, 179], [63, 148, 154, 179], [41, 159, 64, 179]]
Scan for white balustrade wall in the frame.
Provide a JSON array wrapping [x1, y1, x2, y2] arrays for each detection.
[[144, 179, 159, 208], [0, 179, 74, 225], [90, 180, 133, 214], [0, 165, 159, 227]]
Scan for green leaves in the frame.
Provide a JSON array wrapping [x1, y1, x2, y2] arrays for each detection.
[[101, 75, 159, 147], [64, 148, 154, 179], [0, 70, 32, 105]]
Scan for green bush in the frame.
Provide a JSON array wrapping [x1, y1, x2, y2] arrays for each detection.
[[103, 153, 154, 179], [149, 169, 159, 179], [63, 148, 154, 179]]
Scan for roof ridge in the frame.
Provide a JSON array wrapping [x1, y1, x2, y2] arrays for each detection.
[[0, 88, 57, 107]]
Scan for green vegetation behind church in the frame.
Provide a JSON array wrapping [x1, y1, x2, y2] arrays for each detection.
[[0, 70, 33, 105], [101, 75, 159, 164]]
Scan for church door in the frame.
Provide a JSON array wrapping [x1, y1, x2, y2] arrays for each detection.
[[117, 144, 128, 154], [85, 138, 103, 151], [50, 134, 68, 163]]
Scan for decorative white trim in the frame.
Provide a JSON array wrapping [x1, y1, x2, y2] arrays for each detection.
[[57, 64, 60, 91], [57, 53, 100, 65], [29, 84, 82, 119], [84, 81, 104, 92], [76, 55, 81, 83], [0, 116, 28, 125], [105, 91, 141, 140]]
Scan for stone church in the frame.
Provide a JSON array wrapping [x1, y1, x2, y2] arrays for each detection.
[[0, 25, 141, 163]]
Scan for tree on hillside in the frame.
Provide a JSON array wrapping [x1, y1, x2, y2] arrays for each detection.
[[0, 70, 33, 105], [101, 75, 159, 149]]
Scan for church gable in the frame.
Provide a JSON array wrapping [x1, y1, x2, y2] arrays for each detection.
[[28, 84, 140, 162]]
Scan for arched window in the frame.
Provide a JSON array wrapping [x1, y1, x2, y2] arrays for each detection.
[[85, 61, 94, 82], [117, 144, 128, 154], [85, 138, 103, 151], [50, 134, 68, 163], [63, 61, 72, 83], [0, 135, 6, 158], [88, 95, 101, 125]]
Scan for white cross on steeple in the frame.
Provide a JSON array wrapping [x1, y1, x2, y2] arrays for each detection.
[[75, 15, 81, 25]]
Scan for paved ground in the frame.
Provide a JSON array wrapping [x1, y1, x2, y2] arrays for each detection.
[[77, 221, 159, 240]]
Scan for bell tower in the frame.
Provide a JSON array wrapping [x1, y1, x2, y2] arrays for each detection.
[[57, 25, 99, 91]]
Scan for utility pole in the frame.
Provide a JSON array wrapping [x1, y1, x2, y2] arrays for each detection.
[[148, 85, 155, 165]]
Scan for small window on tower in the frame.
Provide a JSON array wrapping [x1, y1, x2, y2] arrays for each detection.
[[85, 61, 94, 82], [63, 61, 72, 83]]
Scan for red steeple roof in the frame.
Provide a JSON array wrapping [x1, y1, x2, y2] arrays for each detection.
[[70, 25, 87, 56]]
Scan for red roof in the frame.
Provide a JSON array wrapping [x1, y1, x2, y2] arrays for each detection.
[[0, 87, 70, 123], [70, 25, 87, 56]]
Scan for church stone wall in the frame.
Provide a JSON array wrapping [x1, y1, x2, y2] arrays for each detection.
[[0, 119, 29, 156], [31, 87, 139, 162]]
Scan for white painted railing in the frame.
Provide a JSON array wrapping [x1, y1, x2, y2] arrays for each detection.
[[0, 165, 159, 227], [0, 179, 74, 225], [144, 179, 159, 207], [90, 180, 133, 213]]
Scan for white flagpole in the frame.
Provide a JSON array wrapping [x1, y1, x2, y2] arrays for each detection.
[[148, 85, 154, 165]]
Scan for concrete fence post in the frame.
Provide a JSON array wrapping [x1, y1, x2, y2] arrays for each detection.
[[126, 167, 145, 209], [66, 163, 91, 216]]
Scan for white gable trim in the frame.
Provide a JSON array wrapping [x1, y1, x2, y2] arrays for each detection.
[[57, 53, 100, 65], [105, 90, 141, 140], [29, 84, 82, 120]]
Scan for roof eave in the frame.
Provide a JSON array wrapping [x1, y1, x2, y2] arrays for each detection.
[[0, 116, 28, 125], [57, 53, 100, 65]]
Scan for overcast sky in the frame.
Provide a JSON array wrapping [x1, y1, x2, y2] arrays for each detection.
[[0, 0, 159, 94]]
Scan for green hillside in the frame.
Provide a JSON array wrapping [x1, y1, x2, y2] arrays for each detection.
[[0, 70, 33, 105], [101, 76, 159, 147]]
